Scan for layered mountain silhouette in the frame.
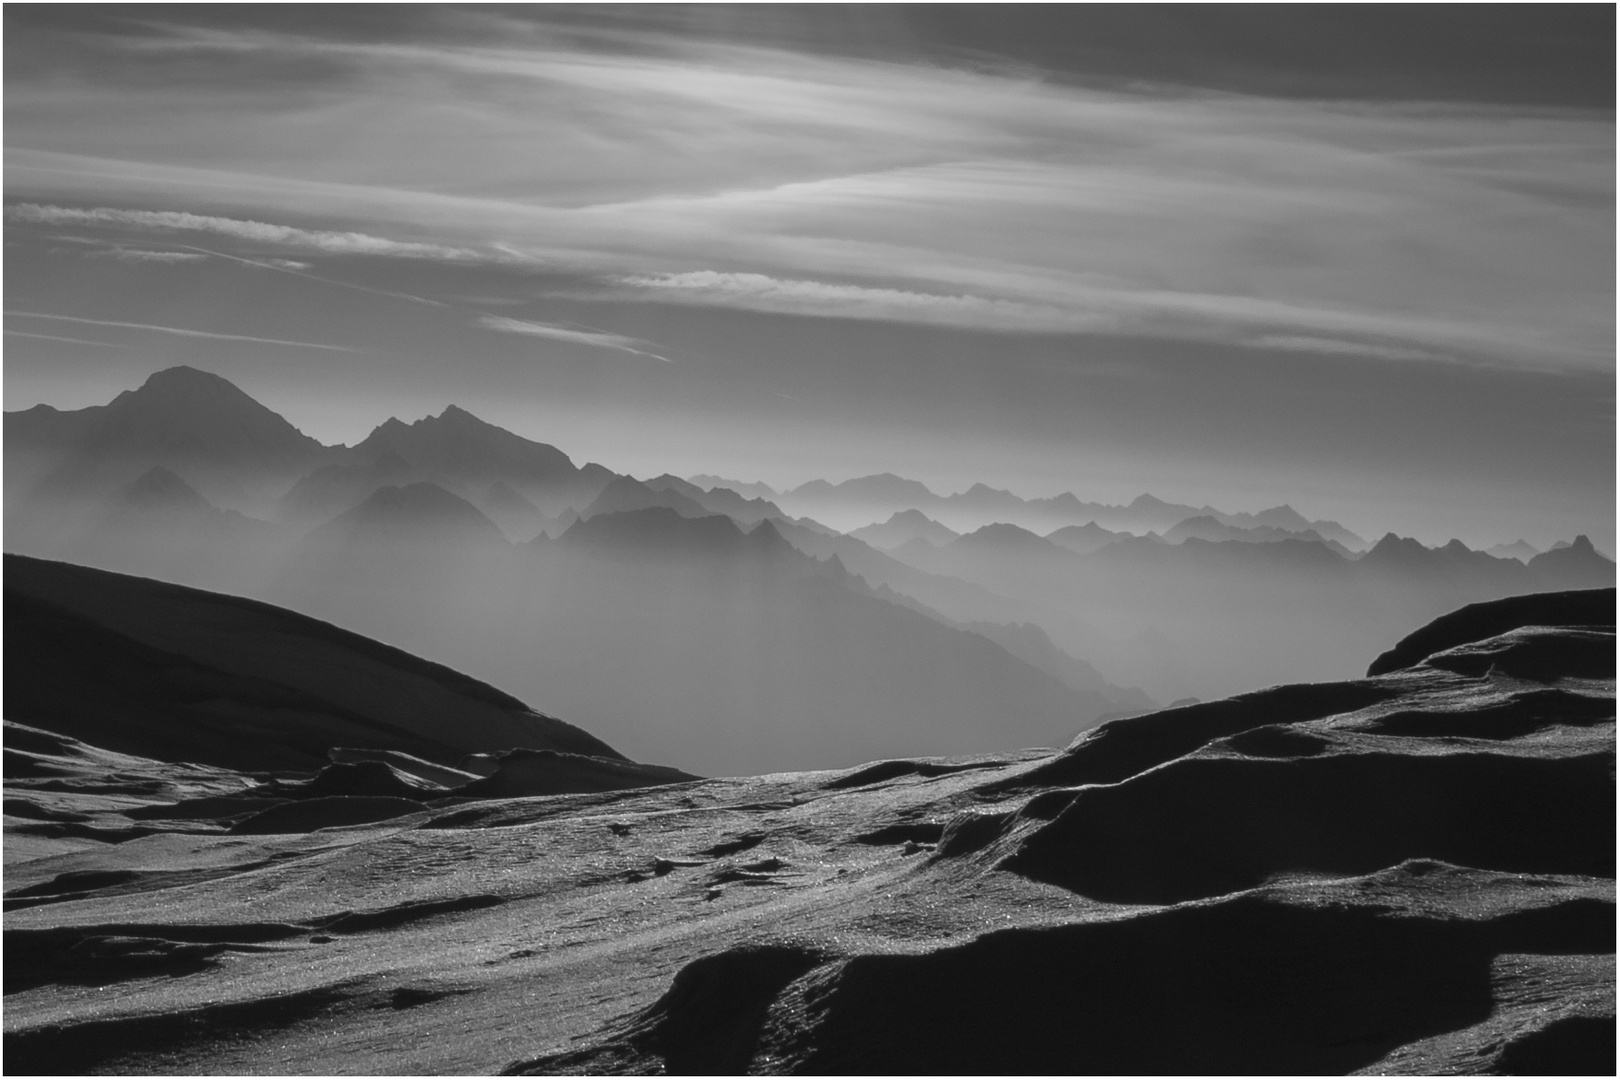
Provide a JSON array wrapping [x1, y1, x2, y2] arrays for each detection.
[[579, 476, 713, 521], [1044, 520, 1134, 555], [6, 365, 1611, 731], [642, 474, 786, 524], [849, 509, 961, 549], [7, 367, 329, 513], [1485, 539, 1541, 562], [768, 473, 1368, 547], [881, 523, 1613, 702], [343, 404, 614, 514], [8, 367, 616, 532], [1526, 534, 1613, 586], [1161, 514, 1353, 556], [686, 473, 780, 502]]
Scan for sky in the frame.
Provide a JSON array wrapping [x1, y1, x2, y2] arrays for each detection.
[[4, 4, 1614, 551]]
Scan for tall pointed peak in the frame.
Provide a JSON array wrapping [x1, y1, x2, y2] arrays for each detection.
[[435, 403, 490, 426]]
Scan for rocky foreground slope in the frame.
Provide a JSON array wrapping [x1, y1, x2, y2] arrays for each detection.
[[3, 575, 1614, 1074]]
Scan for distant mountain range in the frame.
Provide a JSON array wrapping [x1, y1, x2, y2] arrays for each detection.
[[6, 368, 1166, 772], [5, 365, 1612, 736], [8, 367, 617, 538], [850, 509, 962, 550], [1484, 539, 1544, 562], [719, 473, 1371, 549]]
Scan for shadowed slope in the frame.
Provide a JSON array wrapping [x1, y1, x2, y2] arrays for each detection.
[[738, 882, 1612, 1076], [4, 554, 622, 770]]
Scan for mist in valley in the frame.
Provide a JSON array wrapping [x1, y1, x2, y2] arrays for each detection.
[[7, 366, 1612, 776]]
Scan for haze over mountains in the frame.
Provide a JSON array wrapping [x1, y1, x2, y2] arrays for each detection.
[[767, 473, 1372, 548], [6, 365, 1613, 771]]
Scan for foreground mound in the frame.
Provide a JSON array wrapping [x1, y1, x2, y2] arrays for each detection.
[[4, 588, 1612, 1074]]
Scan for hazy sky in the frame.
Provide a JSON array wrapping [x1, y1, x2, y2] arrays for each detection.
[[5, 5, 1614, 549]]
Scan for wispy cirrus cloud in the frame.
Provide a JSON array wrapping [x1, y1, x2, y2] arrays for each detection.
[[4, 20, 1610, 375], [618, 270, 1104, 334], [6, 310, 360, 352], [477, 315, 670, 362], [89, 247, 210, 263], [1250, 335, 1446, 363], [6, 203, 482, 262], [612, 268, 1603, 373]]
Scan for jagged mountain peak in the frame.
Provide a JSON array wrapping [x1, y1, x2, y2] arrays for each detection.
[[346, 405, 598, 499], [1370, 532, 1424, 552], [582, 476, 710, 520]]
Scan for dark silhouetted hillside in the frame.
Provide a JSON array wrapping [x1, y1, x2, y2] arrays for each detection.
[[4, 553, 621, 771]]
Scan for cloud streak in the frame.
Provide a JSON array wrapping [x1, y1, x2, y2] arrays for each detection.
[[477, 315, 671, 361], [6, 310, 360, 352], [7, 203, 483, 262], [617, 271, 1106, 334], [90, 247, 210, 264], [1250, 335, 1446, 363]]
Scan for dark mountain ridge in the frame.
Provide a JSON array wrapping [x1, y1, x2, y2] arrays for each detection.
[[6, 366, 331, 514], [344, 405, 614, 510]]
